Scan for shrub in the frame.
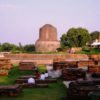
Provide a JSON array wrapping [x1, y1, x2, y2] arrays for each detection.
[[82, 46, 90, 52]]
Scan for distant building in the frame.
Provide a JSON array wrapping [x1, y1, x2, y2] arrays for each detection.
[[91, 33, 100, 47], [35, 24, 60, 52], [91, 39, 100, 47]]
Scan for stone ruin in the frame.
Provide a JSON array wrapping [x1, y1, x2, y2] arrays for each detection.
[[19, 61, 35, 70], [0, 57, 12, 76], [35, 24, 60, 52]]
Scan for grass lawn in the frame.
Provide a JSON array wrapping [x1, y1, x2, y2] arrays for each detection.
[[76, 47, 100, 54], [0, 64, 67, 100], [0, 64, 47, 85]]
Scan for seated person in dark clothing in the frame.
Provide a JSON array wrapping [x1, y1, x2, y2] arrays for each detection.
[[35, 71, 40, 79]]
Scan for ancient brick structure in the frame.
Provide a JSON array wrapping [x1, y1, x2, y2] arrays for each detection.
[[0, 57, 12, 76], [4, 54, 89, 65], [19, 61, 35, 70], [35, 24, 60, 52]]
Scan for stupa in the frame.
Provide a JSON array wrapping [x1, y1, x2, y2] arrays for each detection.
[[35, 24, 60, 52]]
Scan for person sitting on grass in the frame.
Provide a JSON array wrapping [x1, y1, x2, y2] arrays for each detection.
[[44, 70, 49, 78], [35, 71, 40, 79], [28, 77, 35, 84], [40, 72, 45, 80]]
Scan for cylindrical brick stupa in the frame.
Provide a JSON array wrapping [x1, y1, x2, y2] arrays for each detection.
[[35, 24, 60, 52]]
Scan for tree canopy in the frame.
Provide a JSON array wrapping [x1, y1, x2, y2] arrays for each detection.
[[90, 31, 100, 42], [60, 34, 68, 48], [61, 27, 91, 48], [23, 44, 35, 52], [0, 42, 35, 53], [0, 43, 18, 52]]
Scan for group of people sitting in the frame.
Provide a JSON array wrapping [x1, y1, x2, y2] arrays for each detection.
[[27, 66, 49, 84], [40, 71, 49, 80]]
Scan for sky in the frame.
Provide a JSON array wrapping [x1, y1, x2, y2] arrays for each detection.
[[0, 0, 100, 45]]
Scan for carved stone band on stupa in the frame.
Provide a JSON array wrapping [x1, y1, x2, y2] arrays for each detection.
[[35, 24, 60, 52]]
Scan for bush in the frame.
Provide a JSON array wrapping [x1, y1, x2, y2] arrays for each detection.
[[57, 48, 63, 52], [82, 46, 90, 52]]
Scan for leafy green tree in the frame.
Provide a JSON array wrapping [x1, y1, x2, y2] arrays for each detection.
[[1, 42, 18, 52], [90, 31, 100, 42], [0, 43, 2, 51], [60, 34, 68, 48], [23, 44, 35, 52], [61, 27, 91, 48]]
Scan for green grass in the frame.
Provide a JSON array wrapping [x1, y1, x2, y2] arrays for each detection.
[[76, 48, 100, 54], [0, 66, 19, 85], [0, 80, 66, 100], [0, 65, 67, 100], [0, 64, 47, 85], [26, 51, 68, 54], [77, 50, 100, 55]]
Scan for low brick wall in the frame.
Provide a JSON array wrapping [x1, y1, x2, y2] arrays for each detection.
[[89, 54, 100, 60], [10, 59, 53, 65], [4, 54, 89, 65]]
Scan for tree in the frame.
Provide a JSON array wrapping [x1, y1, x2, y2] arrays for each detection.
[[23, 44, 35, 52], [90, 31, 100, 42], [1, 42, 18, 52], [61, 27, 91, 48], [60, 34, 68, 48], [0, 43, 2, 51]]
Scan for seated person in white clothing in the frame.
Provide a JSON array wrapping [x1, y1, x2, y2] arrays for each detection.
[[44, 71, 49, 78], [27, 77, 35, 84], [40, 72, 45, 80]]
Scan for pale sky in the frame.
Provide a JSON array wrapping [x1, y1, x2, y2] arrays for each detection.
[[0, 0, 100, 45]]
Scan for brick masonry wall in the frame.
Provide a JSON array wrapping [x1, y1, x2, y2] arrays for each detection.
[[4, 54, 89, 65]]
